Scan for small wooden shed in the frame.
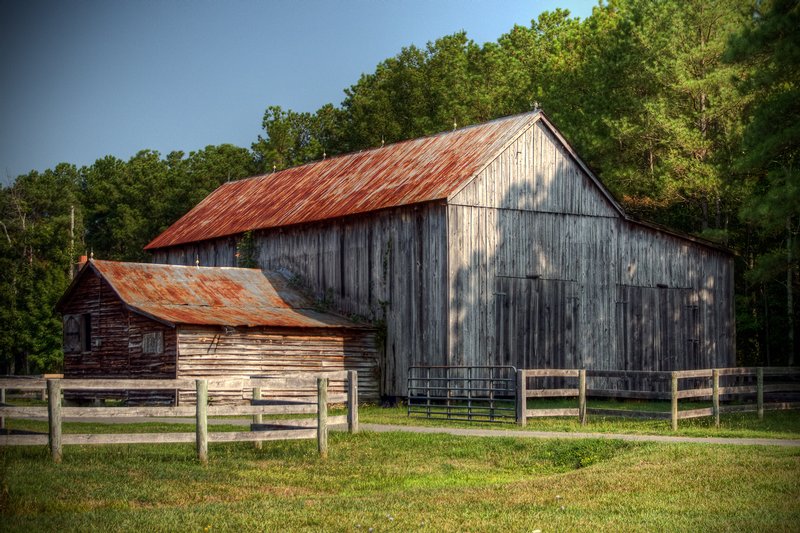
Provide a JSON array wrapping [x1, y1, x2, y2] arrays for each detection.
[[56, 260, 378, 404]]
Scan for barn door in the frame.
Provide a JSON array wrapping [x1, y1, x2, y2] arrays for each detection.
[[615, 285, 697, 372], [494, 277, 578, 370]]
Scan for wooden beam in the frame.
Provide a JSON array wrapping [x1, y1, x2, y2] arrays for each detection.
[[757, 367, 764, 421], [252, 386, 262, 450], [516, 370, 526, 427], [671, 372, 678, 431], [578, 369, 587, 426], [47, 379, 62, 463], [317, 377, 328, 458], [712, 369, 720, 428], [347, 370, 359, 434], [196, 379, 208, 465]]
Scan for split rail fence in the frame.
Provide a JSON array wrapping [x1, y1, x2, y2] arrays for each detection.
[[517, 367, 800, 430], [0, 370, 359, 463]]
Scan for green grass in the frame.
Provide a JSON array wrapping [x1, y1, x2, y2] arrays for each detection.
[[361, 399, 800, 439], [1, 431, 798, 531]]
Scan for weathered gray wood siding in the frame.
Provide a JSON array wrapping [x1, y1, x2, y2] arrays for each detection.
[[448, 119, 734, 374], [151, 204, 449, 396], [175, 325, 379, 404], [150, 237, 237, 268]]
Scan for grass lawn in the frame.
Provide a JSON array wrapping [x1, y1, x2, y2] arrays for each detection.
[[1, 430, 799, 532]]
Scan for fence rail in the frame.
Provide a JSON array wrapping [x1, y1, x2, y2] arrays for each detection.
[[0, 371, 359, 463], [516, 367, 800, 429]]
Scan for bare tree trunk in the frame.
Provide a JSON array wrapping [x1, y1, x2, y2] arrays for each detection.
[[69, 205, 75, 279], [788, 218, 795, 366], [763, 283, 771, 367]]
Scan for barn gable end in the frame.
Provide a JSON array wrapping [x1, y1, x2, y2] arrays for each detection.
[[445, 115, 734, 375]]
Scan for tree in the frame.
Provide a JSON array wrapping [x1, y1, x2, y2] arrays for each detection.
[[554, 0, 752, 237], [252, 106, 327, 171], [727, 0, 800, 365], [0, 164, 82, 373]]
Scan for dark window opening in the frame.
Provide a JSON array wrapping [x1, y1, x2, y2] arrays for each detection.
[[142, 331, 164, 354], [80, 314, 92, 352], [63, 313, 92, 353], [64, 316, 81, 353]]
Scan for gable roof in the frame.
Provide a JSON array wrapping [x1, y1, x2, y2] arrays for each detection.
[[145, 111, 552, 250], [57, 260, 366, 329], [144, 111, 728, 254]]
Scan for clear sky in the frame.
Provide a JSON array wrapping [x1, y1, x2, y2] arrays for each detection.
[[0, 0, 596, 181]]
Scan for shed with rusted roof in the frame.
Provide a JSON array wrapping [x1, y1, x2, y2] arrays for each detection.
[[146, 111, 735, 396], [57, 260, 378, 404]]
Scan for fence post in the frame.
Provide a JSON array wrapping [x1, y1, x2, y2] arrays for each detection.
[[516, 370, 526, 427], [578, 369, 587, 426], [671, 371, 678, 431], [47, 379, 62, 463], [252, 385, 262, 450], [347, 370, 359, 434], [0, 387, 5, 430], [317, 377, 328, 458], [196, 379, 208, 465], [757, 367, 764, 420], [712, 369, 720, 428]]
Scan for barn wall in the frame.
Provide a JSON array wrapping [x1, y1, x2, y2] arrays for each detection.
[[175, 325, 379, 404], [447, 120, 734, 375], [149, 237, 237, 268], [151, 203, 449, 397]]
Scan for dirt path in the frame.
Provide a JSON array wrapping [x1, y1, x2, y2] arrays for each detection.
[[360, 423, 800, 447], [9, 417, 799, 447]]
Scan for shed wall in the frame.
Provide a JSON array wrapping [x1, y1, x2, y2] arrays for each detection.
[[61, 272, 177, 380], [61, 270, 177, 403], [175, 325, 379, 404]]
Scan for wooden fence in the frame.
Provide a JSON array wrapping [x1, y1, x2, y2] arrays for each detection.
[[0, 371, 359, 463], [517, 367, 800, 430]]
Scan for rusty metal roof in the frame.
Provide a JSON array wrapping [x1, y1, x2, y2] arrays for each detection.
[[60, 260, 366, 329], [145, 112, 539, 250]]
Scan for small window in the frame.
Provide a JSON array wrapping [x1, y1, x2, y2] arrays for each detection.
[[64, 316, 81, 353], [142, 331, 164, 354], [63, 314, 91, 353]]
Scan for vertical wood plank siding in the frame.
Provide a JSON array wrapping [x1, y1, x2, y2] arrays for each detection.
[[152, 204, 449, 396], [175, 326, 379, 404], [448, 120, 734, 379]]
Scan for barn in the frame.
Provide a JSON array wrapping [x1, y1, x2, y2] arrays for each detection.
[[57, 259, 379, 403], [145, 111, 735, 397]]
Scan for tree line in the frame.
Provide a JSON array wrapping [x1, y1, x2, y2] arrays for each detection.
[[1, 0, 796, 373]]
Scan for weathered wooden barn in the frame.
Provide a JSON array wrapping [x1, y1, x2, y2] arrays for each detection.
[[57, 260, 378, 403], [145, 111, 735, 396]]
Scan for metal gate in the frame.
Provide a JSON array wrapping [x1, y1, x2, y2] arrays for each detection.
[[407, 365, 517, 423]]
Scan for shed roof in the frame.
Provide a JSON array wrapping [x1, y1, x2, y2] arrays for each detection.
[[145, 111, 543, 250], [58, 260, 366, 329]]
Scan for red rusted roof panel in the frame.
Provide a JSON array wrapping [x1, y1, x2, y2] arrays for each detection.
[[89, 260, 363, 328], [146, 112, 537, 250]]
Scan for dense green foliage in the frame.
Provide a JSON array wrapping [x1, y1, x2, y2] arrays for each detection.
[[1, 0, 797, 373]]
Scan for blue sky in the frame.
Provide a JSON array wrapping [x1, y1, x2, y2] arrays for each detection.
[[0, 0, 596, 181]]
